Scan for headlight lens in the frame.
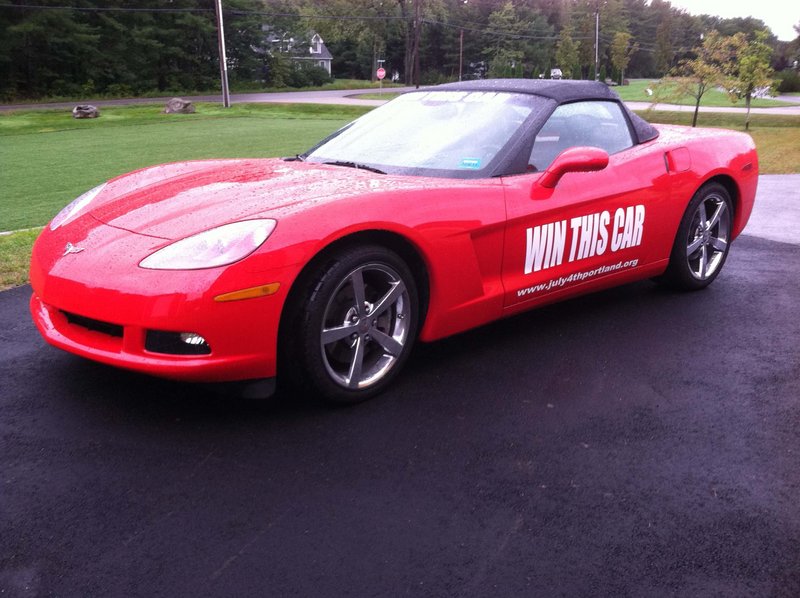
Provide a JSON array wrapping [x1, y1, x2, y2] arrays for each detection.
[[49, 183, 107, 230], [139, 219, 276, 270]]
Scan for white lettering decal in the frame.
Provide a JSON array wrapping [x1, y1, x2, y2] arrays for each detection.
[[517, 258, 641, 297], [596, 211, 610, 255], [525, 221, 567, 274], [568, 217, 581, 262], [611, 207, 625, 252], [525, 204, 645, 274], [633, 204, 645, 246]]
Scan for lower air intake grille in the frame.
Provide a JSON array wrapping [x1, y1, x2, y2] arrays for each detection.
[[62, 311, 123, 337]]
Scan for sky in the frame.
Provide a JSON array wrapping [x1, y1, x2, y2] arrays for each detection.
[[667, 0, 798, 41]]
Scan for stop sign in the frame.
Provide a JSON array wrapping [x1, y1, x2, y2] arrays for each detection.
[[376, 67, 386, 80]]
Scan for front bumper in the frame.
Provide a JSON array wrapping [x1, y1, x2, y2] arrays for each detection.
[[29, 228, 293, 383], [30, 292, 277, 383]]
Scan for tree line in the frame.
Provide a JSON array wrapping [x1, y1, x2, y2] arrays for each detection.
[[1, 0, 798, 101]]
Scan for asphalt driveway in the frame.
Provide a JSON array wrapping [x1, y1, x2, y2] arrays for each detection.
[[1, 177, 799, 597]]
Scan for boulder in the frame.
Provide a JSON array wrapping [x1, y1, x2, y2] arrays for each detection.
[[72, 105, 100, 119], [164, 98, 195, 114]]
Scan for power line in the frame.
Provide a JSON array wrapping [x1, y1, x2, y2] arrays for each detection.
[[0, 3, 591, 42], [0, 3, 404, 19], [0, 3, 213, 13], [424, 18, 593, 41], [3, 2, 679, 53]]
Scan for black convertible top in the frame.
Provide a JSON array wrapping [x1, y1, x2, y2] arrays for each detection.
[[429, 78, 658, 144], [433, 78, 618, 103]]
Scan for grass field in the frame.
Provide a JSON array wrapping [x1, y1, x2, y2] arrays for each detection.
[[613, 79, 797, 108], [0, 103, 369, 231], [1, 103, 798, 289], [0, 229, 40, 289], [349, 92, 402, 101]]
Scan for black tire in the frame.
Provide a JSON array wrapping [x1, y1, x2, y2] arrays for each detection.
[[285, 245, 419, 404], [657, 182, 733, 291]]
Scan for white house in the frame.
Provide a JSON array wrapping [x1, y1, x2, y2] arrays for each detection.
[[262, 28, 333, 75], [294, 33, 333, 75]]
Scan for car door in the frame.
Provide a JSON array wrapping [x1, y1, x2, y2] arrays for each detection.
[[500, 100, 672, 310]]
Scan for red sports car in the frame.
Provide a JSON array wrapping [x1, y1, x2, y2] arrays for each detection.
[[30, 80, 758, 402]]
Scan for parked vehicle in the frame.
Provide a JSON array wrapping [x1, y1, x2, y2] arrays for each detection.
[[30, 80, 758, 403]]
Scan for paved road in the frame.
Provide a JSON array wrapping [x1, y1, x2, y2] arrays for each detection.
[[2, 86, 800, 114], [2, 178, 799, 596], [0, 88, 415, 112]]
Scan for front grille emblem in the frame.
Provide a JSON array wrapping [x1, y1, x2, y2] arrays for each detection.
[[63, 242, 85, 256]]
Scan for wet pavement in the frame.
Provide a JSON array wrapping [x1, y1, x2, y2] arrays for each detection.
[[1, 177, 799, 596]]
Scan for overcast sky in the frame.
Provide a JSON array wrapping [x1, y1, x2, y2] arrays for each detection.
[[667, 0, 798, 41]]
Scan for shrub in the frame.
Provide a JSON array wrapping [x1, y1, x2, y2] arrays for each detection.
[[105, 83, 134, 98], [303, 65, 332, 86], [776, 70, 800, 93]]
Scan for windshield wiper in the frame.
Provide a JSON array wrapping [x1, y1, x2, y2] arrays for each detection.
[[323, 160, 386, 175], [283, 154, 306, 162]]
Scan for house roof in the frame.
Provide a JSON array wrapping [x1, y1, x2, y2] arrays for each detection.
[[262, 27, 333, 61], [308, 45, 333, 61]]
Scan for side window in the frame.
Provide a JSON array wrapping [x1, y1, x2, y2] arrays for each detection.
[[529, 101, 634, 172]]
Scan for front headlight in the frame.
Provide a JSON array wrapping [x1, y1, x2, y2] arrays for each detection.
[[49, 183, 107, 230], [139, 219, 276, 270]]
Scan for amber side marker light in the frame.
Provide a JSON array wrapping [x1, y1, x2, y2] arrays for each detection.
[[214, 283, 281, 302]]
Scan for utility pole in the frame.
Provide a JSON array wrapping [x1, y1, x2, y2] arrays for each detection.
[[458, 1, 467, 82], [413, 0, 421, 88], [214, 0, 231, 107], [594, 6, 600, 81], [459, 29, 464, 81]]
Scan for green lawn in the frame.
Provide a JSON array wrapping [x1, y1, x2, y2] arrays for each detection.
[[615, 79, 797, 108], [0, 103, 368, 231], [0, 228, 41, 290], [350, 92, 403, 101]]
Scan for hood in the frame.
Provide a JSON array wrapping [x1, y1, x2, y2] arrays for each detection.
[[89, 159, 407, 240]]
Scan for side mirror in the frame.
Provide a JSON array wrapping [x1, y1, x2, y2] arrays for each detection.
[[537, 146, 609, 189]]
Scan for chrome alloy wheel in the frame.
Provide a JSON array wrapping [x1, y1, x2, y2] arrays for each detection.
[[685, 192, 730, 280], [320, 263, 411, 389]]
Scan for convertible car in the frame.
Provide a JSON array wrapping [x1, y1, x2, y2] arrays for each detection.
[[30, 80, 758, 402]]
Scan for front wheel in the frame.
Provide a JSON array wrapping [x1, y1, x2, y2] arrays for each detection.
[[658, 182, 733, 290], [287, 245, 419, 404]]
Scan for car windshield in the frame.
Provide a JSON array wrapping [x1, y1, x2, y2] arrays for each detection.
[[304, 90, 543, 178]]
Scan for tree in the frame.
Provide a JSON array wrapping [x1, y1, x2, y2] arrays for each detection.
[[572, 2, 596, 79], [624, 0, 656, 78], [789, 21, 800, 71], [731, 30, 774, 130], [700, 15, 773, 40], [653, 5, 674, 76], [555, 27, 580, 79], [1, 4, 100, 98], [673, 30, 742, 127], [484, 2, 526, 78], [609, 31, 638, 84]]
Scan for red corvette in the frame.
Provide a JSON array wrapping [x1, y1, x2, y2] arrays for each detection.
[[30, 80, 758, 402]]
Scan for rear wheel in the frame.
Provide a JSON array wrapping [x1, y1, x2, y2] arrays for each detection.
[[658, 182, 733, 290], [287, 245, 419, 404]]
